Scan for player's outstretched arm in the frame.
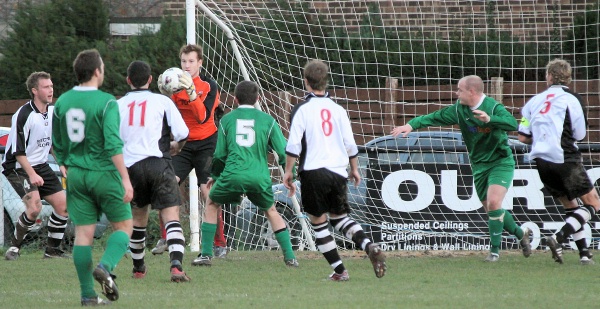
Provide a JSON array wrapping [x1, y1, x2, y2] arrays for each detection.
[[391, 124, 413, 137]]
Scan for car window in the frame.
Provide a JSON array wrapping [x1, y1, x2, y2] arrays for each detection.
[[414, 137, 461, 147], [408, 152, 463, 164], [407, 137, 463, 163], [371, 137, 409, 165], [356, 153, 369, 177], [375, 136, 465, 164], [379, 138, 412, 148], [357, 153, 368, 169]]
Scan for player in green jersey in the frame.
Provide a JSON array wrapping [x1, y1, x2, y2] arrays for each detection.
[[391, 75, 532, 262], [52, 49, 133, 306], [191, 80, 297, 267]]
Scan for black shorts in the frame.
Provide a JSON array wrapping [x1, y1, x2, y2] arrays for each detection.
[[299, 168, 351, 217], [172, 133, 217, 185], [128, 157, 182, 210], [534, 158, 594, 201], [2, 163, 63, 198]]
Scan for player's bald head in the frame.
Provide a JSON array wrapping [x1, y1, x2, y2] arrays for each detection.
[[460, 75, 484, 94]]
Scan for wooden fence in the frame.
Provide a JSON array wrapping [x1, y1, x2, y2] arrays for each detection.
[[2, 79, 599, 145], [220, 79, 600, 145]]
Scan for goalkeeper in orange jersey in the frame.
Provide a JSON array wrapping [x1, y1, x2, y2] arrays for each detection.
[[154, 44, 228, 258], [191, 80, 297, 267], [392, 75, 532, 262]]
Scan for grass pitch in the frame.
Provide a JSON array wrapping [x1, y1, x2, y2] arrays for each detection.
[[0, 247, 599, 308]]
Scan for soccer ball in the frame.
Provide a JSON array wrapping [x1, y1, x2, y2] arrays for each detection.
[[159, 67, 185, 94]]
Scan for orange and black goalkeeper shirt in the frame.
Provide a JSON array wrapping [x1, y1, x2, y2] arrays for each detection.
[[172, 74, 220, 141]]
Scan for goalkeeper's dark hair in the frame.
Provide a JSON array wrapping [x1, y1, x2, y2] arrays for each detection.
[[303, 59, 329, 91], [546, 58, 572, 85], [180, 44, 203, 60], [235, 80, 259, 105], [127, 61, 151, 88], [25, 71, 51, 99], [73, 49, 103, 84]]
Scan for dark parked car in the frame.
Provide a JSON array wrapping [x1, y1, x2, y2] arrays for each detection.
[[234, 131, 600, 252], [350, 131, 600, 252]]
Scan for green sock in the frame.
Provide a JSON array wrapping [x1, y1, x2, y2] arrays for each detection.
[[100, 230, 130, 272], [274, 228, 296, 261], [502, 210, 524, 239], [73, 245, 96, 298], [488, 209, 504, 255], [201, 222, 217, 257]]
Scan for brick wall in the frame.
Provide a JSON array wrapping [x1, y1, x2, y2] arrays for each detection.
[[163, 0, 186, 16], [201, 0, 596, 41], [2, 80, 599, 144], [2, 1, 596, 41], [3, 0, 599, 131]]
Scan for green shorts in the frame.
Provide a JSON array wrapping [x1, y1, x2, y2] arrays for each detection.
[[472, 161, 514, 201], [209, 177, 274, 211], [66, 167, 132, 225]]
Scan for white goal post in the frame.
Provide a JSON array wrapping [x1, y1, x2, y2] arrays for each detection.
[[0, 183, 4, 247], [187, 0, 600, 253], [187, 0, 316, 252]]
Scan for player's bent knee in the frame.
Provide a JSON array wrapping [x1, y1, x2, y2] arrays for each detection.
[[581, 189, 600, 205], [26, 200, 43, 216], [263, 205, 281, 217], [110, 219, 133, 235], [46, 192, 68, 214], [27, 209, 41, 219]]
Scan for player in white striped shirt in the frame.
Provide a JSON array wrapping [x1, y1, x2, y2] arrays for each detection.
[[2, 72, 69, 260], [518, 59, 600, 265], [283, 60, 386, 281], [117, 61, 191, 281]]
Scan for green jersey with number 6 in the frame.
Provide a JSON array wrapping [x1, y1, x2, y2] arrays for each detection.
[[52, 87, 123, 171], [211, 105, 287, 188]]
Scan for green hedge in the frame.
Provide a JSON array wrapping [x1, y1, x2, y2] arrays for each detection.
[[0, 0, 597, 99]]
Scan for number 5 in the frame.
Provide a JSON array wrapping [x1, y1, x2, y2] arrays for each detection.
[[236, 119, 255, 147]]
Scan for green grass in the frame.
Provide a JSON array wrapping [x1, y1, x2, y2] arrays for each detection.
[[1, 247, 599, 308]]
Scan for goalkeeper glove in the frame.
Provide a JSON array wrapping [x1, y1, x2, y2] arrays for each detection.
[[157, 74, 170, 96], [177, 72, 198, 101]]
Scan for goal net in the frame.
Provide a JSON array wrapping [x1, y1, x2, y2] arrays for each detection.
[[189, 0, 600, 253]]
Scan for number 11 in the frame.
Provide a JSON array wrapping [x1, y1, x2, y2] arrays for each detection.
[[127, 100, 147, 126]]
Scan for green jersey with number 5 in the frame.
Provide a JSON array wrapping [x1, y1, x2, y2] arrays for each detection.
[[211, 105, 287, 186], [52, 88, 123, 171]]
